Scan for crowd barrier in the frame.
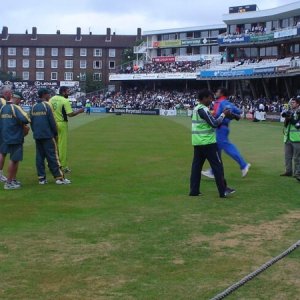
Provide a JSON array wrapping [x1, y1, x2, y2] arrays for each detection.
[[20, 105, 283, 122], [106, 108, 159, 115]]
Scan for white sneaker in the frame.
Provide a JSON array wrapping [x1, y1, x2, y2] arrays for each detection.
[[39, 179, 48, 185], [0, 174, 7, 182], [201, 169, 215, 179], [56, 178, 71, 185], [4, 181, 21, 190], [242, 163, 251, 177]]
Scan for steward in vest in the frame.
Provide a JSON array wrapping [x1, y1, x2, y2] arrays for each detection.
[[282, 97, 300, 181], [85, 100, 91, 115], [189, 89, 235, 198], [281, 97, 296, 177], [30, 88, 71, 185]]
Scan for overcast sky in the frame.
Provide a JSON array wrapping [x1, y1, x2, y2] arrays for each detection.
[[2, 0, 299, 35]]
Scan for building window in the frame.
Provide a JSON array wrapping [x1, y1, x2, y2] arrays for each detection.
[[23, 48, 30, 56], [200, 46, 208, 55], [210, 30, 219, 37], [94, 48, 102, 57], [65, 48, 74, 56], [109, 61, 115, 69], [93, 60, 102, 69], [36, 72, 44, 80], [78, 72, 86, 81], [51, 48, 58, 56], [80, 60, 87, 69], [8, 48, 16, 56], [36, 48, 45, 56], [260, 47, 266, 57], [93, 73, 102, 81], [109, 49, 116, 57], [22, 59, 30, 68], [22, 71, 29, 80], [0, 48, 2, 55], [211, 45, 219, 54], [51, 72, 58, 80], [8, 59, 16, 68], [80, 48, 87, 56], [51, 60, 58, 68], [64, 60, 73, 68], [36, 60, 44, 68], [64, 72, 73, 80]]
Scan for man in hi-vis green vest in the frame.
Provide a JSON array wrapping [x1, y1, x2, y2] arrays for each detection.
[[189, 89, 235, 198], [282, 97, 300, 181]]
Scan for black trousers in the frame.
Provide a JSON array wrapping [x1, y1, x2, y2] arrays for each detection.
[[35, 138, 63, 180], [190, 143, 227, 197]]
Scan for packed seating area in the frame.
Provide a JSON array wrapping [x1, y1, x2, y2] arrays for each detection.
[[86, 88, 288, 113], [115, 56, 300, 77], [206, 57, 294, 71], [118, 61, 207, 74]]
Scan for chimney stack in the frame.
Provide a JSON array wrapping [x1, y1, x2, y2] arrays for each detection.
[[2, 26, 8, 40], [76, 27, 81, 41], [32, 27, 37, 40], [106, 27, 111, 41], [56, 30, 60, 35], [137, 28, 142, 40]]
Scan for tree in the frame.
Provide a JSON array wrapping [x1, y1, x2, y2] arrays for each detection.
[[121, 39, 144, 66], [83, 72, 104, 93], [0, 71, 21, 82]]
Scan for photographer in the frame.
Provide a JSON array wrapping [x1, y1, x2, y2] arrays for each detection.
[[281, 97, 300, 181]]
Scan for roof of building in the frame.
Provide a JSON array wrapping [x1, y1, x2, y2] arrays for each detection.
[[143, 24, 226, 36], [223, 1, 300, 25], [0, 31, 138, 48]]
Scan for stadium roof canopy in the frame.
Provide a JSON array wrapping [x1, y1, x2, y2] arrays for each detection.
[[222, 1, 300, 25], [143, 24, 226, 35]]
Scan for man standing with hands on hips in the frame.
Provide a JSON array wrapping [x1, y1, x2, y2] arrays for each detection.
[[50, 86, 84, 174], [189, 89, 235, 198]]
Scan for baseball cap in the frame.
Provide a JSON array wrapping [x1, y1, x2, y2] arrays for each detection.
[[38, 88, 51, 98], [12, 92, 24, 100]]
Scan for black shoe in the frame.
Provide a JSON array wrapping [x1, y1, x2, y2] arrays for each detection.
[[280, 172, 292, 177], [221, 187, 236, 198], [296, 177, 300, 182], [226, 187, 236, 194], [189, 192, 202, 196]]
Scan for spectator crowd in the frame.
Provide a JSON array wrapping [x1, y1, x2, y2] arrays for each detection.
[[84, 88, 289, 114], [118, 61, 206, 74]]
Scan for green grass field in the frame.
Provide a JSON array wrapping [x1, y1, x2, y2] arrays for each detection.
[[0, 114, 299, 300]]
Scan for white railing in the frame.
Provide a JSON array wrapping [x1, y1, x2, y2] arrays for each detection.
[[134, 42, 148, 54]]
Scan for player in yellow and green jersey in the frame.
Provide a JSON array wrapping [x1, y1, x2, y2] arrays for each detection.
[[49, 86, 84, 173]]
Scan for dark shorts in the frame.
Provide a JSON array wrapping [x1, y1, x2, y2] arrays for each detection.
[[1, 143, 23, 161]]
